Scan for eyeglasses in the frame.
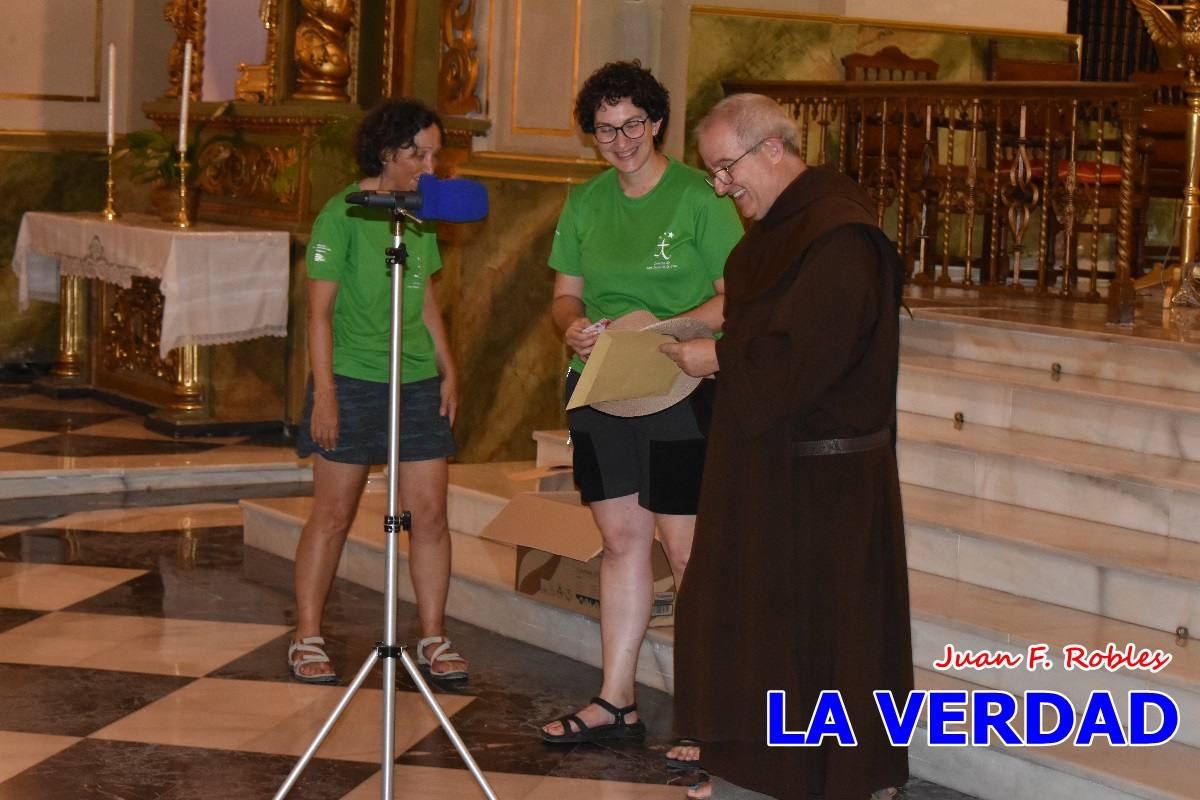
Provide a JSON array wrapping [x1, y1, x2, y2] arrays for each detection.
[[705, 139, 768, 188], [593, 117, 648, 144]]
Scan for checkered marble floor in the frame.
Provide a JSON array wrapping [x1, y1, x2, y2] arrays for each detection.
[[0, 386, 976, 799]]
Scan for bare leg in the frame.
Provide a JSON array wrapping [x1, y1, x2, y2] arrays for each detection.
[[543, 493, 655, 736], [659, 513, 700, 758], [654, 511, 696, 589], [292, 455, 370, 678], [399, 457, 467, 676]]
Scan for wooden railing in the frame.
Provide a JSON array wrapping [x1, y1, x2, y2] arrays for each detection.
[[723, 80, 1155, 323]]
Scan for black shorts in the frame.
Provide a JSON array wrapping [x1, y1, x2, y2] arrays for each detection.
[[565, 370, 713, 515], [297, 374, 457, 465]]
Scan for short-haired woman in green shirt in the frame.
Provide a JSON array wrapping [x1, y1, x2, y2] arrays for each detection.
[[543, 62, 744, 743], [290, 99, 467, 685]]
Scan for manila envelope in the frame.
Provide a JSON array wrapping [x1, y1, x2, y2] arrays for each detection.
[[565, 330, 681, 410]]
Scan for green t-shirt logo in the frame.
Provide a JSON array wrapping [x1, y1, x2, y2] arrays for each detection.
[[651, 231, 675, 269]]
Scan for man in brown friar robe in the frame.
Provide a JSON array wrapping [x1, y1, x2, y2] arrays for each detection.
[[660, 93, 912, 800]]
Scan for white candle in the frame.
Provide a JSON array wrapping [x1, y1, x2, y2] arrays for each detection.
[[106, 43, 115, 147], [178, 40, 192, 153]]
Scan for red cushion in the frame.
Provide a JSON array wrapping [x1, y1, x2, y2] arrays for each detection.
[[1056, 161, 1123, 185], [996, 159, 1123, 185]]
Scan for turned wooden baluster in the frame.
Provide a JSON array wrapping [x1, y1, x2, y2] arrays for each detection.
[[963, 99, 982, 288], [988, 102, 1004, 287], [896, 98, 911, 263], [939, 102, 956, 286]]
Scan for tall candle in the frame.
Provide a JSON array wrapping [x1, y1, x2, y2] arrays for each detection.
[[178, 40, 192, 154], [106, 43, 115, 147]]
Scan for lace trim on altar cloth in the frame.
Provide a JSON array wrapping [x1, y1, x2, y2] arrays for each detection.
[[56, 236, 141, 288], [163, 325, 289, 355]]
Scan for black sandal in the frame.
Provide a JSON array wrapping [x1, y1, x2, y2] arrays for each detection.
[[540, 696, 647, 743]]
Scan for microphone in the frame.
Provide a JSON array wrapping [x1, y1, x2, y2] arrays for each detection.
[[345, 173, 488, 223]]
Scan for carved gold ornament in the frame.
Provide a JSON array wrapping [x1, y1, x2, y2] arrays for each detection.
[[164, 0, 203, 99], [104, 277, 175, 381], [440, 0, 481, 115], [293, 0, 356, 101], [196, 139, 300, 205]]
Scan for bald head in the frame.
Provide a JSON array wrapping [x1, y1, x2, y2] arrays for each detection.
[[695, 93, 802, 155]]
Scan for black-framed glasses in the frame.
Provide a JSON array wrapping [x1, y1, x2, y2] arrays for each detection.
[[705, 139, 768, 188], [593, 117, 648, 144]]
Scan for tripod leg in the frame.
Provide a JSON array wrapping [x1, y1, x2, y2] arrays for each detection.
[[398, 648, 500, 800], [273, 649, 380, 800]]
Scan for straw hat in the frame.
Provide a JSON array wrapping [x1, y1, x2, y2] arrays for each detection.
[[591, 309, 714, 417]]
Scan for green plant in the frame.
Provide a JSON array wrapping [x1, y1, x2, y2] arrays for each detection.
[[117, 101, 234, 186]]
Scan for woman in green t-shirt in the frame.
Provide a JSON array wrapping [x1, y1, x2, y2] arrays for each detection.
[[289, 99, 467, 685], [543, 62, 744, 743]]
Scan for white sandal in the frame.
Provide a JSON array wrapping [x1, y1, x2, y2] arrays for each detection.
[[417, 635, 469, 682], [287, 635, 338, 684]]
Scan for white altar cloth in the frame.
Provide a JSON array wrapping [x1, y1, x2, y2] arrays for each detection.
[[12, 211, 290, 358]]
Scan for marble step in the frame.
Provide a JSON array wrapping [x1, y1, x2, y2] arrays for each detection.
[[899, 352, 1200, 461], [897, 410, 1200, 543], [242, 491, 1198, 797], [911, 668, 1198, 800], [532, 425, 1200, 633], [900, 312, 1200, 394], [240, 486, 675, 695], [905, 483, 1200, 638], [0, 459, 312, 501], [909, 571, 1200, 748]]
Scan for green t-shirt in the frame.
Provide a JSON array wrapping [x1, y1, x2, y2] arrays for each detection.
[[548, 159, 744, 372], [306, 182, 443, 384]]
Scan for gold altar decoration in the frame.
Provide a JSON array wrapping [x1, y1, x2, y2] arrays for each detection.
[[197, 139, 301, 205], [236, 0, 281, 103], [439, 0, 482, 115], [1130, 0, 1200, 307], [293, 0, 356, 102], [52, 277, 88, 381], [164, 0, 203, 100], [104, 277, 175, 382]]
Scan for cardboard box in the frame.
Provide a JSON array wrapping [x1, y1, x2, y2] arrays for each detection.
[[481, 491, 676, 626]]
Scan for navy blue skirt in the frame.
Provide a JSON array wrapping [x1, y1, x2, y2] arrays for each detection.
[[297, 374, 457, 465]]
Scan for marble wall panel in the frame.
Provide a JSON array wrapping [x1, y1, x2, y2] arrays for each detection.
[[437, 177, 572, 463], [0, 150, 105, 366]]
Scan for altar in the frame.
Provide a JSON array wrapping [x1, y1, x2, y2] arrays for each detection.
[[11, 211, 292, 434]]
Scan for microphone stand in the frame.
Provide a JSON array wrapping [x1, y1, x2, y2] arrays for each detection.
[[274, 206, 499, 800]]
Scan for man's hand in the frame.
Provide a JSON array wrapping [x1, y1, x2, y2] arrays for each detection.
[[660, 339, 719, 378]]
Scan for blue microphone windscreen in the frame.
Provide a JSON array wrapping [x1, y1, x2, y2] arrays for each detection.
[[418, 173, 489, 223]]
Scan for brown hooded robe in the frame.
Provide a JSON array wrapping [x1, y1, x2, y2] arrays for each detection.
[[673, 166, 913, 800]]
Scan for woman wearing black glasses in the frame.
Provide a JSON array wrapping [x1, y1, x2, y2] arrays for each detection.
[[541, 61, 743, 744]]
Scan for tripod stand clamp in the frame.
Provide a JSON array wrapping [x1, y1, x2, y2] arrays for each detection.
[[376, 644, 405, 659], [384, 512, 412, 534]]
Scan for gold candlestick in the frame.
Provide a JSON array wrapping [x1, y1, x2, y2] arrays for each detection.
[[175, 155, 191, 229], [1130, 0, 1200, 308], [103, 144, 119, 221]]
